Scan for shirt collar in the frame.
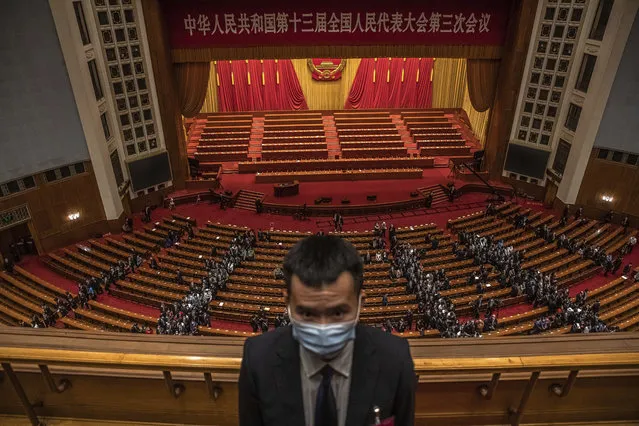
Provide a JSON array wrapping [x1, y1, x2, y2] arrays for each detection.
[[300, 339, 354, 379]]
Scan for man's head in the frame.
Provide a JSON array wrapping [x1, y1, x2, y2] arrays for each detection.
[[283, 235, 363, 325]]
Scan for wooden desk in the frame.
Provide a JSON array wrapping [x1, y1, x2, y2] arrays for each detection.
[[273, 181, 299, 197], [256, 168, 422, 183]]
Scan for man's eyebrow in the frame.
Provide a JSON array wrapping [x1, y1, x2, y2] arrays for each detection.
[[326, 303, 352, 312]]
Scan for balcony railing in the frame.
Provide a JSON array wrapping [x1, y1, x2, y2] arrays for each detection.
[[1, 328, 638, 425]]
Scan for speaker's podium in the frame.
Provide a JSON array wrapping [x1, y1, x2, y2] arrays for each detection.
[[273, 180, 299, 197]]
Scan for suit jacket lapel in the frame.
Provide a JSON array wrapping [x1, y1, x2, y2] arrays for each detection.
[[274, 327, 305, 426], [345, 326, 380, 426]]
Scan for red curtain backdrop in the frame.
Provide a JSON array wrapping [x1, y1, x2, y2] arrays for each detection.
[[345, 58, 433, 109], [216, 59, 307, 112]]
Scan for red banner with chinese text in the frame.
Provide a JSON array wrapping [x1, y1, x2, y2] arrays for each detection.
[[160, 0, 512, 49]]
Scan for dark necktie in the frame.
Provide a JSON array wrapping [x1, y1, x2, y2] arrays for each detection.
[[315, 365, 338, 426]]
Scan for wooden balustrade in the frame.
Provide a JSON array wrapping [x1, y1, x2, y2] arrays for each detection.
[[1, 329, 638, 426]]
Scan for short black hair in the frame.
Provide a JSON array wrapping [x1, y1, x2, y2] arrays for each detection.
[[283, 235, 363, 295]]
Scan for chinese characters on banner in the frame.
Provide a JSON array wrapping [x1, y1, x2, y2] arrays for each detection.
[[160, 1, 511, 48]]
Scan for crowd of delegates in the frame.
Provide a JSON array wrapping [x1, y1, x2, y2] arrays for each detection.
[[371, 222, 387, 249], [156, 282, 213, 335], [16, 250, 143, 329], [361, 221, 388, 263], [531, 289, 617, 334], [452, 208, 636, 335], [249, 307, 290, 333], [549, 220, 633, 277], [384, 241, 490, 338], [250, 309, 269, 333], [7, 200, 636, 338], [156, 230, 256, 335], [23, 289, 87, 329], [372, 203, 633, 337]]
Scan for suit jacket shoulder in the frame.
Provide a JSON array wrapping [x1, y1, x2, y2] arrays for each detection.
[[357, 325, 412, 360], [239, 326, 304, 426], [245, 325, 291, 351], [242, 326, 294, 375]]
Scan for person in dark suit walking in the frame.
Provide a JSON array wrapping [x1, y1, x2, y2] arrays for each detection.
[[239, 235, 415, 426]]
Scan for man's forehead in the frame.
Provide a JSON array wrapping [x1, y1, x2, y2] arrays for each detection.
[[290, 272, 355, 298]]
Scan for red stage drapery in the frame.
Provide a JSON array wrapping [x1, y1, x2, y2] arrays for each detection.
[[216, 59, 307, 112], [345, 58, 433, 109]]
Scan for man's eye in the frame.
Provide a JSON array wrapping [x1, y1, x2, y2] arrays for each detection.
[[301, 311, 313, 319], [333, 311, 344, 318]]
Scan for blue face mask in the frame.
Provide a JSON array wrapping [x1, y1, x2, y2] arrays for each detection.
[[290, 300, 361, 357]]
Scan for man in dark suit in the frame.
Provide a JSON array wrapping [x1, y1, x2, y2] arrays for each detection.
[[239, 235, 415, 426]]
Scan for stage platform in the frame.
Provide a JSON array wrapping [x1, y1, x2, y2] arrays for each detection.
[[167, 168, 514, 217]]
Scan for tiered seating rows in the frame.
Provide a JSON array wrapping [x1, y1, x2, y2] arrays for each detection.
[[420, 146, 471, 156], [261, 149, 329, 161], [341, 147, 407, 158], [255, 168, 422, 183], [261, 142, 328, 151], [239, 157, 434, 173]]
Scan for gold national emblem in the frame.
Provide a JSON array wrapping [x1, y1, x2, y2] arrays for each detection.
[[307, 59, 346, 81]]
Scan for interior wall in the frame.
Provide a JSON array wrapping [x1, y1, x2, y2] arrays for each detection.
[[291, 59, 361, 111], [484, 0, 541, 179], [576, 149, 639, 219], [140, 0, 188, 190], [0, 163, 116, 252]]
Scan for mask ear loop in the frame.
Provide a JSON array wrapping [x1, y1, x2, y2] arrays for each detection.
[[355, 294, 363, 323]]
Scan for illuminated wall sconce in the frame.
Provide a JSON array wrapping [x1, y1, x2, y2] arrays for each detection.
[[68, 212, 80, 221], [601, 195, 614, 203]]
